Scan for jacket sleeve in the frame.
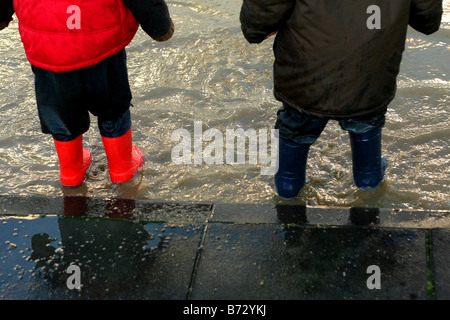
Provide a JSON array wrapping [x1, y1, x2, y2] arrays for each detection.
[[240, 0, 295, 43], [409, 0, 443, 35], [0, 0, 14, 30], [123, 0, 174, 41]]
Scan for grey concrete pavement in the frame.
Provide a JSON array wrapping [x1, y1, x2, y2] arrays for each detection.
[[1, 195, 449, 300]]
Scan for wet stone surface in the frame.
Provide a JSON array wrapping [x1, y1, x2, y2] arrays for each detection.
[[0, 215, 203, 299], [1, 196, 450, 300], [191, 224, 428, 300], [431, 228, 450, 300], [0, 195, 213, 224], [212, 203, 450, 229]]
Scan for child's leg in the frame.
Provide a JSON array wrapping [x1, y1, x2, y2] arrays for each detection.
[[274, 105, 328, 198], [32, 66, 91, 141], [99, 110, 144, 184], [85, 50, 143, 183], [340, 113, 387, 189], [32, 66, 92, 187]]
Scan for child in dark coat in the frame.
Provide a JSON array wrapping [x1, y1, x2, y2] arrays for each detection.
[[241, 0, 443, 198], [0, 0, 174, 187]]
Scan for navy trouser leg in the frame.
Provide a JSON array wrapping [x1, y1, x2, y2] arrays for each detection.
[[340, 114, 387, 189], [274, 106, 328, 198], [33, 65, 90, 141], [98, 109, 131, 138], [85, 49, 133, 138], [274, 105, 387, 196]]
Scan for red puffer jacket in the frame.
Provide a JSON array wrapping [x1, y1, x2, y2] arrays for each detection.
[[14, 0, 139, 72]]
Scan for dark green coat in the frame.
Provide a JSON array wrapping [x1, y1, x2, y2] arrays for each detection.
[[240, 0, 443, 119]]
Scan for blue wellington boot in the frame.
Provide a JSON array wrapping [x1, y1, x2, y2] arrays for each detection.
[[349, 127, 387, 189], [275, 137, 310, 199]]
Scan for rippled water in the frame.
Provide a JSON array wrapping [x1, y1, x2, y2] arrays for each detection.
[[0, 1, 449, 210]]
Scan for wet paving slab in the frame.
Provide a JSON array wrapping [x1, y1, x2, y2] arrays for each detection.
[[0, 195, 449, 300], [191, 223, 427, 300], [0, 195, 213, 225], [0, 195, 210, 300], [212, 203, 450, 229], [431, 228, 450, 300], [0, 215, 205, 300]]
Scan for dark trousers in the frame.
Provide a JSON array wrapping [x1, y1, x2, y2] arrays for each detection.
[[32, 49, 133, 141], [275, 105, 386, 145]]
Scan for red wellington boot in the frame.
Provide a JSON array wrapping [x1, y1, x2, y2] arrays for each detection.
[[53, 135, 92, 187], [101, 128, 144, 183]]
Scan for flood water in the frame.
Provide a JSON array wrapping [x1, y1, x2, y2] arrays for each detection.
[[0, 1, 449, 211]]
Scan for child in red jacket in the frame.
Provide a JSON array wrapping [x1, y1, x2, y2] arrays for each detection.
[[0, 0, 174, 187]]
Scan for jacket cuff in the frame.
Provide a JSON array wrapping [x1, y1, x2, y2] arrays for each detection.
[[151, 20, 174, 42], [409, 11, 443, 35], [0, 17, 13, 31]]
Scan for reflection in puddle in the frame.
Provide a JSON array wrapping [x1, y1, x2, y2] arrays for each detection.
[[0, 197, 203, 299]]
